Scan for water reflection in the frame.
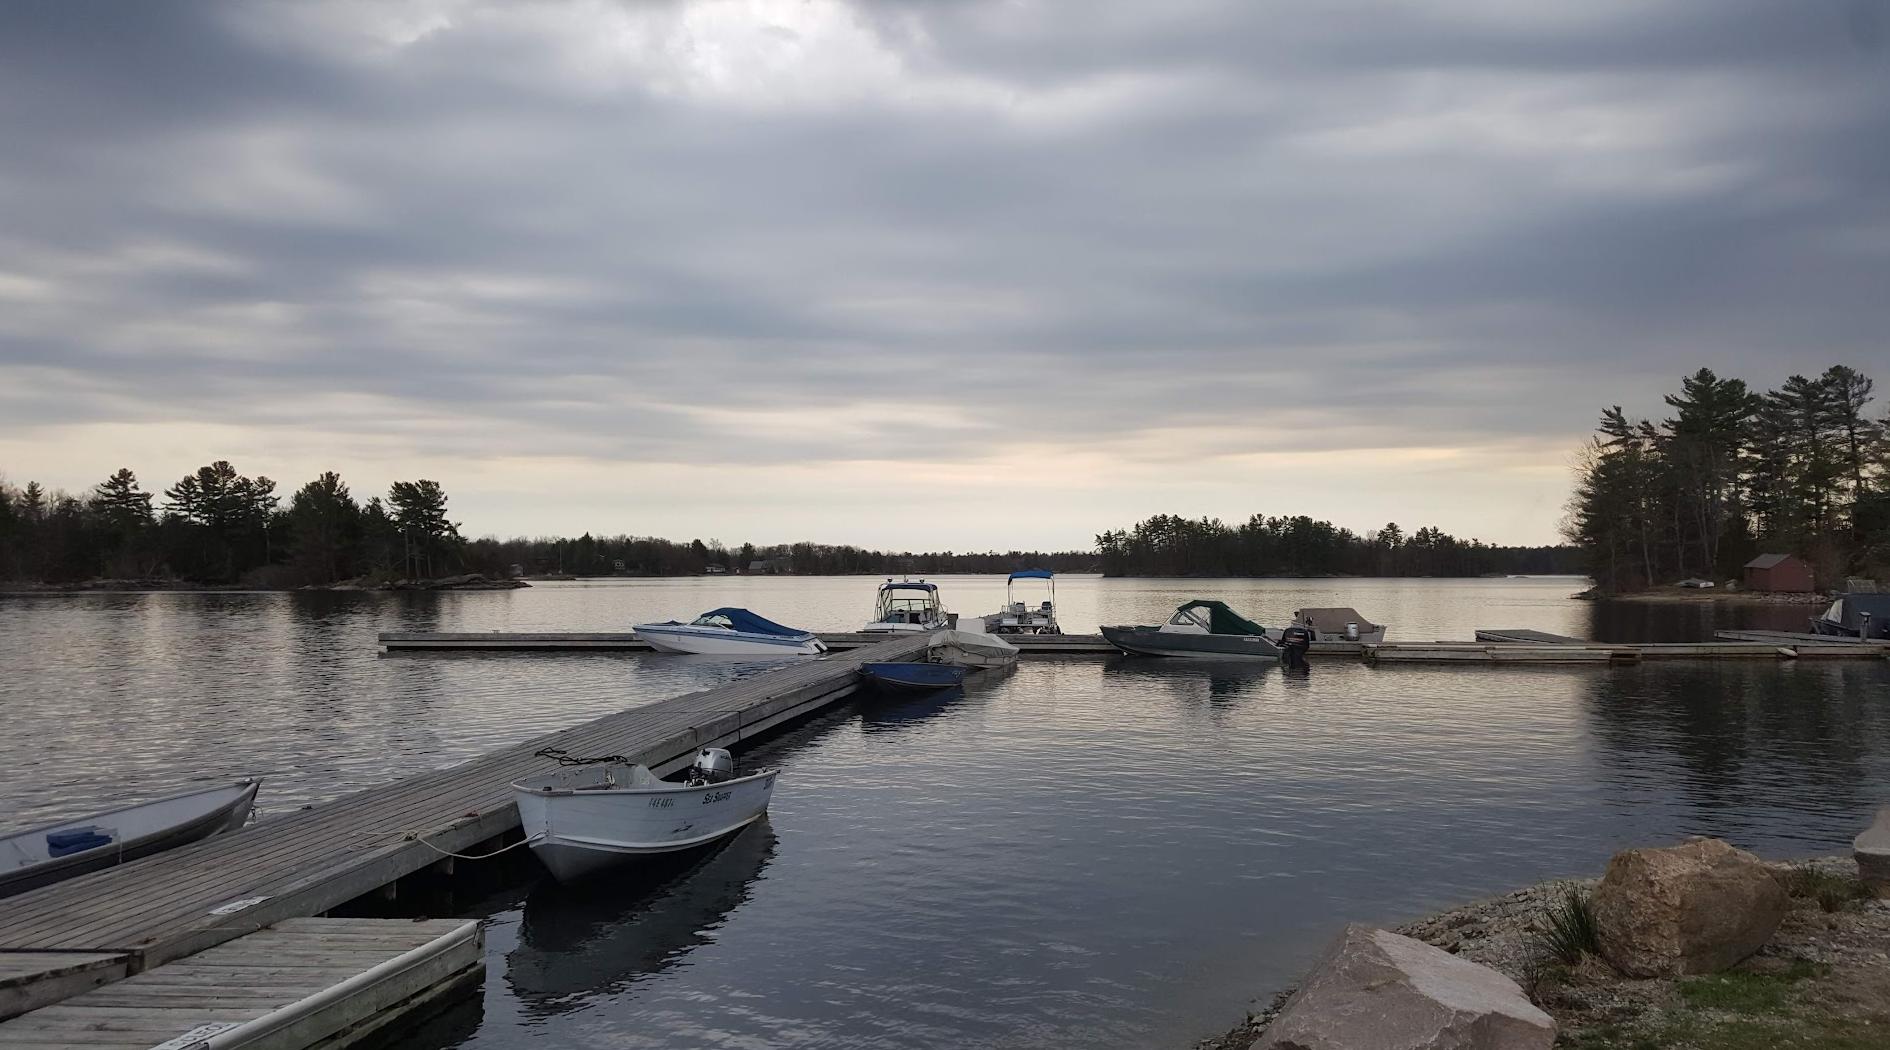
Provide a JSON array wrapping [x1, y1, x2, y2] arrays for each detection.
[[1099, 656, 1277, 704], [858, 687, 969, 733], [507, 820, 777, 1016]]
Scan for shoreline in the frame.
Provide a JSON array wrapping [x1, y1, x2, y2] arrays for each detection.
[[0, 573, 529, 594], [1197, 854, 1886, 1050]]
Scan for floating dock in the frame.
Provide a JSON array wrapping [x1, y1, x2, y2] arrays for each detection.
[[378, 630, 1118, 654], [0, 918, 479, 1049], [0, 633, 929, 1040]]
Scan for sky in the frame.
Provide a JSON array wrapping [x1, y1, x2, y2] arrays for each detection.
[[1, 1, 1886, 550]]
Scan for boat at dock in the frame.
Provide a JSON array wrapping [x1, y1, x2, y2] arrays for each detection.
[[929, 629, 1020, 668], [860, 579, 950, 633], [1268, 606, 1387, 644], [0, 778, 261, 899], [514, 748, 778, 884], [1101, 600, 1284, 659], [633, 608, 826, 656], [982, 570, 1061, 634], [860, 662, 968, 693], [1810, 593, 1890, 639]]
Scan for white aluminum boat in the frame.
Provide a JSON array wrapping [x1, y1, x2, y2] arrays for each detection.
[[634, 608, 826, 656], [860, 579, 949, 633], [0, 778, 261, 899], [982, 569, 1060, 634], [929, 629, 1020, 668], [514, 749, 777, 883]]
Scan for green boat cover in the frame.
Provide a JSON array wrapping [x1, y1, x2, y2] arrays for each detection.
[[1178, 600, 1266, 635]]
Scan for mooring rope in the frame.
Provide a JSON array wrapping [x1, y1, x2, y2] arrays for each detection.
[[534, 746, 632, 766], [403, 831, 537, 861]]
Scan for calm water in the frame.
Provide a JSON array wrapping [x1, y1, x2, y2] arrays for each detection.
[[1, 577, 1885, 1049]]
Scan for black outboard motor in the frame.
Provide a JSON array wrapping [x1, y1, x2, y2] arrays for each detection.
[[1278, 626, 1313, 669]]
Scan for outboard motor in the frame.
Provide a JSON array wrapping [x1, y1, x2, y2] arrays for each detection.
[[689, 747, 737, 785], [1278, 626, 1313, 669]]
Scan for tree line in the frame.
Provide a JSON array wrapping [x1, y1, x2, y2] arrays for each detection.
[[465, 535, 1097, 578], [1094, 513, 1577, 577], [0, 463, 463, 586], [1564, 366, 1888, 592]]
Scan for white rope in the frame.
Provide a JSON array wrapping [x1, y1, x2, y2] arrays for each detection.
[[403, 832, 536, 861]]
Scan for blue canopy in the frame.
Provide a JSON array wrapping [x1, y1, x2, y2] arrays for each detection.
[[1008, 569, 1054, 582], [881, 581, 938, 592], [700, 607, 809, 637]]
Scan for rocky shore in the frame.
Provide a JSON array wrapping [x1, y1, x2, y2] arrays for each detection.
[[1200, 846, 1890, 1050]]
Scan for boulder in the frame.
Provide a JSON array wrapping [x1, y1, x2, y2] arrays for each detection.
[[1855, 806, 1890, 897], [1590, 838, 1786, 977], [1252, 924, 1554, 1050]]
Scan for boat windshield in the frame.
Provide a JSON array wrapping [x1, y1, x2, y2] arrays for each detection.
[[690, 613, 737, 630]]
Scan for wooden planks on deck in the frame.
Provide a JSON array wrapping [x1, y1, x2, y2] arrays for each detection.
[[0, 918, 479, 1049], [0, 635, 927, 1001]]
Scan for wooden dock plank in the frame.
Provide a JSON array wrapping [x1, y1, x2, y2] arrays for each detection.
[[0, 636, 925, 982]]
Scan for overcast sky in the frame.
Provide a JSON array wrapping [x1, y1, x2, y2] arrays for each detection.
[[2, 1, 1885, 549]]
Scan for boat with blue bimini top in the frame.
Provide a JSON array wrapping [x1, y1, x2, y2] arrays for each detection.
[[982, 569, 1061, 635], [860, 662, 968, 694], [1101, 600, 1285, 659], [1, 778, 261, 899], [633, 608, 827, 656], [515, 747, 778, 884], [861, 579, 950, 633]]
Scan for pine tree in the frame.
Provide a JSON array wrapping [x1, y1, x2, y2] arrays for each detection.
[[286, 472, 361, 584]]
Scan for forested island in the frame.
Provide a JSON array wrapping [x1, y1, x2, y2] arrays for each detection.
[[1094, 515, 1576, 577], [1564, 366, 1887, 594]]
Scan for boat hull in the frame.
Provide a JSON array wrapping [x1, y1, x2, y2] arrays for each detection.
[[1101, 625, 1283, 659], [634, 624, 825, 656], [861, 662, 967, 692], [0, 780, 260, 899], [516, 768, 778, 884]]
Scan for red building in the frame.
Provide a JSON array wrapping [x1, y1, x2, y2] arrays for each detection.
[[1743, 553, 1815, 593]]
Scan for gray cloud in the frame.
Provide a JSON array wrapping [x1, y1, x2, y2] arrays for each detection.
[[2, 1, 1886, 544]]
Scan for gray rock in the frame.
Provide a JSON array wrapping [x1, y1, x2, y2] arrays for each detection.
[[1590, 838, 1786, 977], [1251, 924, 1554, 1050], [1856, 806, 1890, 897]]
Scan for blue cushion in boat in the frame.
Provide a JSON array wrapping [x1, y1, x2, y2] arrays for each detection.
[[46, 826, 114, 857]]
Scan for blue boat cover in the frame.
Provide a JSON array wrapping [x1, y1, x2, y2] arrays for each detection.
[[1008, 569, 1054, 581], [47, 826, 113, 857], [701, 607, 810, 637], [881, 581, 937, 592]]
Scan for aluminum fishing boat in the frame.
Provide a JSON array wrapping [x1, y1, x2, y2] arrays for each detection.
[[0, 778, 261, 899], [634, 608, 826, 656], [515, 748, 777, 884], [982, 569, 1060, 634], [1101, 600, 1283, 659], [860, 662, 967, 693], [1266, 606, 1387, 644], [860, 579, 950, 633]]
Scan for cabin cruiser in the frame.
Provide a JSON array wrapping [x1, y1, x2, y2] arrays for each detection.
[[1267, 607, 1387, 645], [861, 580, 950, 633], [1101, 600, 1283, 659], [1810, 593, 1890, 639], [982, 570, 1061, 635], [634, 608, 826, 656], [514, 747, 777, 883]]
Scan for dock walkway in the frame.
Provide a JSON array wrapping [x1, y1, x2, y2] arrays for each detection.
[[378, 630, 1116, 654], [0, 634, 927, 1013]]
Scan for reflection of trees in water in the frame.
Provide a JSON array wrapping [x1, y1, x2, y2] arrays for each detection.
[[506, 819, 777, 1016], [1582, 663, 1890, 837], [1586, 600, 1818, 643]]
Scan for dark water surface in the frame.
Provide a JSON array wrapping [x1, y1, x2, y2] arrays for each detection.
[[2, 577, 1884, 1049]]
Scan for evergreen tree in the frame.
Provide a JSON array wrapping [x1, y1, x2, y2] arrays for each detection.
[[387, 479, 461, 578], [286, 472, 361, 584]]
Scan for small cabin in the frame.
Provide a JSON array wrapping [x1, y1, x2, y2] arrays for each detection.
[[1743, 553, 1814, 593]]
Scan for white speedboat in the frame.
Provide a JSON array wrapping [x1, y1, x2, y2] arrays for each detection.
[[515, 748, 777, 884], [634, 608, 826, 656], [1, 779, 261, 899], [860, 579, 949, 633], [929, 629, 1020, 668], [982, 569, 1061, 634], [1267, 607, 1387, 645]]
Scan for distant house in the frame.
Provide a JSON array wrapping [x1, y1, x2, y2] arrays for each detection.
[[704, 564, 728, 575], [1743, 553, 1814, 593], [747, 558, 786, 575]]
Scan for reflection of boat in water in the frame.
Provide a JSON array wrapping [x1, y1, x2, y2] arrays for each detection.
[[1101, 600, 1283, 659], [507, 819, 777, 1014], [1101, 655, 1274, 702]]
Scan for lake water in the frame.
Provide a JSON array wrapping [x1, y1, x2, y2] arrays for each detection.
[[2, 577, 1885, 1049]]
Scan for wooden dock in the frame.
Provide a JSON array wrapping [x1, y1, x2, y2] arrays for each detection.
[[1473, 628, 1588, 644], [0, 633, 928, 1018], [378, 630, 1118, 654], [0, 917, 479, 1048]]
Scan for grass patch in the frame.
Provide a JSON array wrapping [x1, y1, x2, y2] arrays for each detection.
[[1533, 884, 1602, 964], [1564, 1012, 1878, 1050], [1784, 864, 1871, 913], [1676, 961, 1823, 1014]]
